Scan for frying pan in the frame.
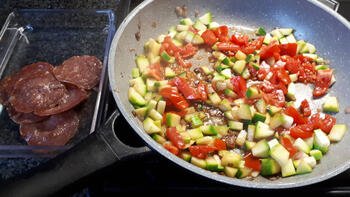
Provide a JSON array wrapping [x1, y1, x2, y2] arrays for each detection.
[[1, 0, 350, 196]]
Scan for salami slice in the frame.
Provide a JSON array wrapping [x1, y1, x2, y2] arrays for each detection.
[[20, 110, 79, 146], [53, 55, 102, 90], [7, 105, 48, 124], [9, 66, 66, 113], [34, 84, 89, 116]]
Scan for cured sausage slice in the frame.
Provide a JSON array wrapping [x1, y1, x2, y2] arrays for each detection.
[[53, 55, 102, 90], [9, 66, 66, 113], [34, 84, 89, 116], [20, 110, 79, 146], [7, 105, 48, 124]]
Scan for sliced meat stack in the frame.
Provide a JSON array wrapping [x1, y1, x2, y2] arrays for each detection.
[[0, 56, 102, 146]]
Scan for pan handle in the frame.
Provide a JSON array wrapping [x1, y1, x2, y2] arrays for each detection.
[[0, 110, 151, 197], [317, 0, 339, 12]]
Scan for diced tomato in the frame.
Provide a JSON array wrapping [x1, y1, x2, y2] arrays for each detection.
[[290, 124, 314, 139], [148, 62, 164, 81], [201, 30, 218, 45], [231, 76, 247, 98], [197, 82, 208, 102], [279, 43, 297, 57], [244, 153, 261, 171], [173, 77, 199, 100], [264, 89, 285, 107], [280, 137, 297, 157], [162, 36, 180, 56], [258, 40, 280, 59], [240, 36, 265, 54], [213, 138, 226, 150], [179, 43, 198, 59], [282, 55, 300, 74], [231, 34, 249, 46], [188, 26, 199, 35], [271, 62, 291, 85], [300, 99, 311, 117], [284, 106, 306, 125], [313, 69, 333, 97], [213, 26, 229, 42], [166, 127, 186, 149], [159, 87, 189, 110], [164, 143, 179, 155], [175, 52, 192, 68], [216, 42, 240, 52], [309, 112, 336, 134], [189, 145, 217, 159]]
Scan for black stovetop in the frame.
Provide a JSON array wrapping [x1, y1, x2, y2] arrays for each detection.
[[55, 1, 350, 196]]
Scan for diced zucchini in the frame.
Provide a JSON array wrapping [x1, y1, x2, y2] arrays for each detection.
[[214, 126, 229, 136], [132, 68, 140, 79], [279, 37, 288, 44], [303, 156, 317, 168], [143, 117, 161, 134], [146, 78, 156, 92], [310, 149, 323, 160], [293, 138, 311, 154], [304, 136, 314, 149], [166, 112, 181, 127], [201, 66, 213, 75], [256, 27, 266, 36], [260, 158, 281, 176], [271, 29, 284, 39], [134, 107, 150, 119], [156, 100, 166, 115], [252, 139, 270, 158], [188, 128, 203, 140], [161, 51, 175, 63], [233, 60, 246, 75], [278, 28, 294, 35], [174, 31, 188, 41], [287, 83, 296, 100], [192, 34, 204, 44], [184, 30, 195, 43], [328, 124, 347, 142], [129, 87, 146, 106], [306, 43, 317, 54], [281, 159, 296, 177], [193, 20, 207, 31], [148, 38, 161, 57], [136, 55, 150, 74], [229, 121, 243, 131], [237, 104, 252, 120], [315, 64, 329, 70], [196, 136, 214, 145], [263, 33, 272, 45], [200, 125, 218, 136], [244, 141, 256, 151], [177, 24, 189, 32], [286, 34, 296, 43], [296, 40, 306, 54], [165, 67, 176, 78], [247, 125, 255, 141], [199, 12, 212, 25], [236, 130, 247, 146], [296, 160, 312, 175], [220, 68, 232, 79], [269, 113, 285, 129], [191, 157, 207, 169], [208, 92, 222, 106], [236, 167, 252, 179], [147, 100, 157, 111], [313, 129, 330, 154], [212, 72, 226, 82], [268, 138, 279, 149], [246, 87, 261, 99], [224, 89, 238, 99], [235, 51, 247, 61], [289, 73, 298, 82], [224, 166, 238, 178], [255, 121, 274, 139], [255, 99, 266, 114], [282, 113, 294, 129], [191, 115, 203, 128], [268, 105, 282, 116], [205, 156, 220, 171], [241, 67, 251, 79], [149, 109, 163, 121], [221, 152, 242, 168], [208, 22, 219, 30], [152, 134, 166, 144], [323, 96, 339, 113], [168, 26, 177, 38], [303, 53, 318, 61], [180, 151, 192, 162], [180, 18, 194, 26], [157, 34, 166, 43], [219, 98, 232, 112], [133, 77, 147, 97], [270, 144, 290, 166], [252, 112, 266, 123]]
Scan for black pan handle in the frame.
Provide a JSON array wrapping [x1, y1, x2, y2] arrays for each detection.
[[0, 110, 151, 197]]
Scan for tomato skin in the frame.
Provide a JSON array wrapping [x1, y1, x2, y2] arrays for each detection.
[[309, 113, 336, 134], [159, 87, 189, 110], [213, 138, 226, 150], [216, 42, 240, 52], [280, 137, 297, 157], [300, 99, 311, 117], [201, 30, 218, 45], [164, 143, 180, 155], [189, 145, 217, 159], [244, 153, 261, 171], [197, 82, 208, 102], [290, 124, 314, 138], [162, 36, 180, 56], [231, 34, 249, 46], [284, 106, 307, 125], [148, 63, 164, 81], [279, 43, 297, 57], [166, 127, 185, 149], [240, 36, 265, 54], [264, 89, 286, 107], [258, 40, 280, 59], [313, 69, 333, 97], [231, 76, 247, 98], [213, 26, 229, 42], [173, 77, 199, 100], [179, 43, 198, 59], [175, 52, 192, 68]]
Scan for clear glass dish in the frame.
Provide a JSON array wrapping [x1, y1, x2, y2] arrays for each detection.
[[0, 9, 115, 158]]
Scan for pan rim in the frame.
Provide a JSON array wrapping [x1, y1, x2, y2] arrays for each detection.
[[108, 0, 350, 189]]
